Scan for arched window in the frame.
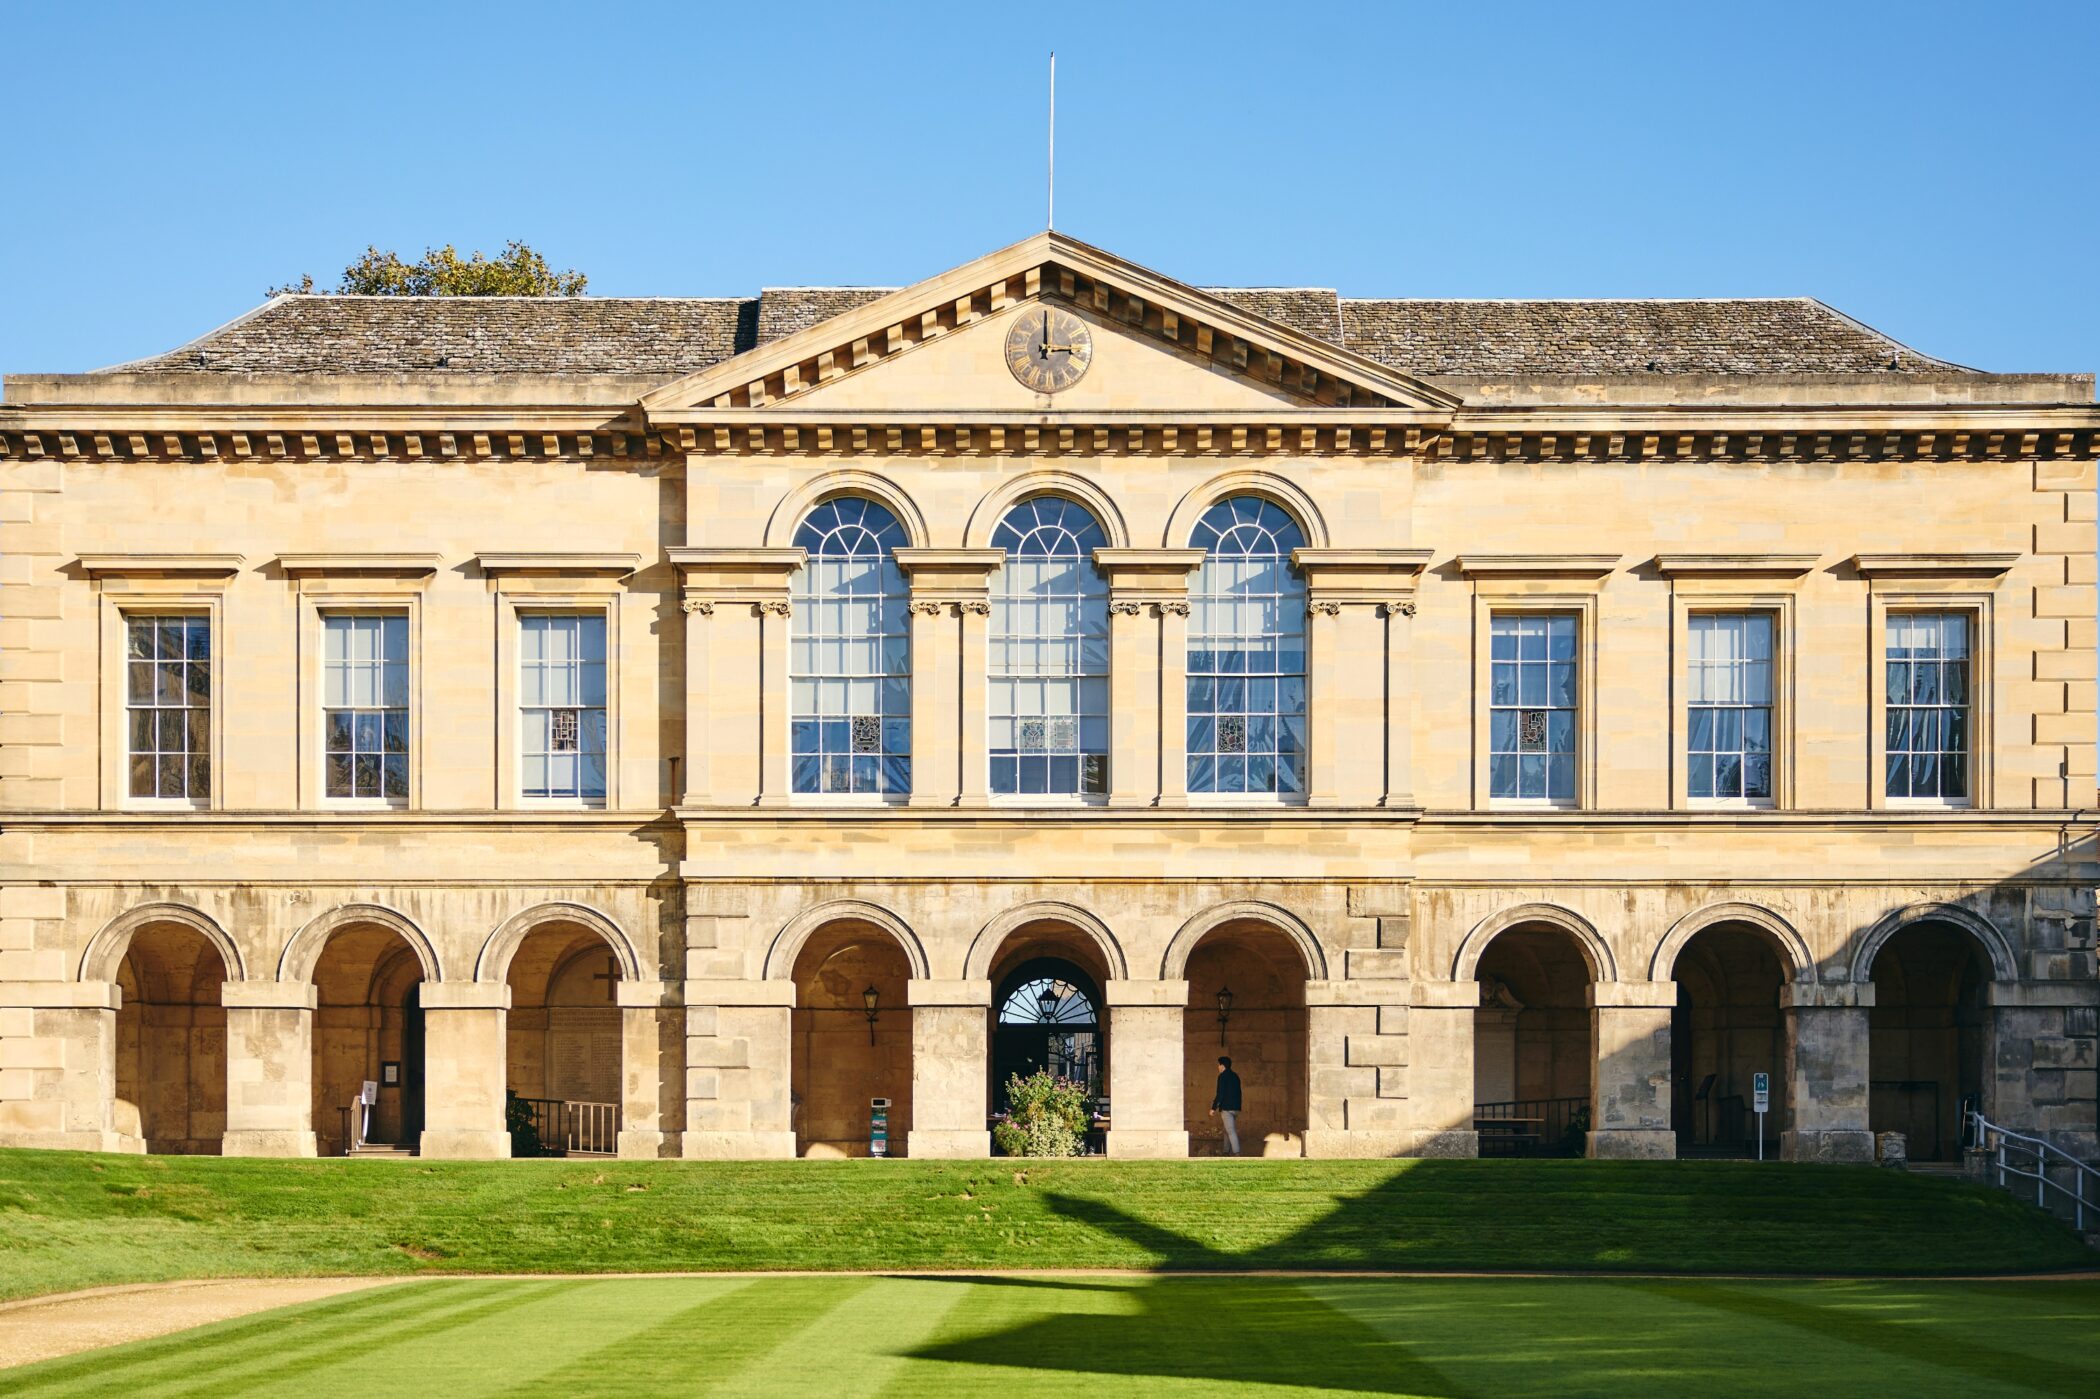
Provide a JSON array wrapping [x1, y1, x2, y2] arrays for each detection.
[[791, 497, 910, 796], [990, 497, 1109, 797], [1187, 497, 1307, 796]]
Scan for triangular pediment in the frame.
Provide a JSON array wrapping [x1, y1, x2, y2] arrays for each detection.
[[639, 231, 1461, 417]]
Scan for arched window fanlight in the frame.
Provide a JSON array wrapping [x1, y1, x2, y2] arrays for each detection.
[[791, 497, 910, 796], [1187, 496, 1307, 796], [998, 975, 1098, 1026], [989, 497, 1109, 798]]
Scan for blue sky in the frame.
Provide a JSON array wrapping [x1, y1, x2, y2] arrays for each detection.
[[2, 1, 2095, 377]]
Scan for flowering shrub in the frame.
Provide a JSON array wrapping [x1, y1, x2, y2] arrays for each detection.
[[992, 1071, 1091, 1157]]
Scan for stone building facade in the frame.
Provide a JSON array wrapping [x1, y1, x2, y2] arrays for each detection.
[[2, 232, 2096, 1163]]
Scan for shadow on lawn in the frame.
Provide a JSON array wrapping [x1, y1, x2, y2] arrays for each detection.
[[908, 1188, 1472, 1395]]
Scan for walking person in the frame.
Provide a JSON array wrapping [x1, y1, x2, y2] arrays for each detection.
[[1210, 1054, 1243, 1156]]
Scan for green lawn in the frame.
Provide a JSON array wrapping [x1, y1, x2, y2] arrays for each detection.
[[0, 1149, 2089, 1301], [7, 1274, 2099, 1396]]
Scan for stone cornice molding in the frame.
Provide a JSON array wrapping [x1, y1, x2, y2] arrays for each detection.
[[1095, 547, 1203, 604], [275, 553, 441, 578], [76, 552, 244, 579], [668, 545, 804, 611], [1456, 554, 1622, 580], [1652, 553, 1821, 578], [1293, 548, 1434, 606], [1851, 552, 2020, 579], [475, 552, 641, 578]]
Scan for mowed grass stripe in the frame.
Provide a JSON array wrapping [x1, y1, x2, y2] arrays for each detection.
[[900, 1277, 1454, 1395], [500, 1276, 874, 1397], [1633, 1279, 2100, 1399], [161, 1281, 565, 1399], [0, 1280, 444, 1396], [729, 1275, 974, 1395], [1304, 1278, 2100, 1398]]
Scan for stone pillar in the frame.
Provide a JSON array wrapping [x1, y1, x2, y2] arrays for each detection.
[[957, 601, 992, 805], [1588, 979, 1676, 1159], [664, 548, 805, 808], [1984, 980, 2099, 1158], [756, 600, 793, 805], [682, 978, 796, 1158], [0, 981, 126, 1151], [1303, 978, 1413, 1158], [1405, 979, 1480, 1157], [895, 549, 1002, 808], [679, 599, 713, 804], [1780, 981, 1875, 1163], [1095, 550, 1201, 807], [1106, 980, 1189, 1157], [1290, 551, 1432, 808], [616, 980, 671, 1159], [907, 979, 991, 1158], [417, 981, 511, 1159], [1382, 600, 1417, 807], [221, 979, 317, 1157]]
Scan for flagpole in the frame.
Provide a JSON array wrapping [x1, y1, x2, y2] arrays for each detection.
[[1047, 52, 1056, 230]]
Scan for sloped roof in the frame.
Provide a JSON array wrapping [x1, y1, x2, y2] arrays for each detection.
[[103, 286, 1968, 379], [1339, 298, 1962, 376]]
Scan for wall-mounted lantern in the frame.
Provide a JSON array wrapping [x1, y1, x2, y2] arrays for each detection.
[[1216, 984, 1235, 1045], [862, 984, 880, 1045]]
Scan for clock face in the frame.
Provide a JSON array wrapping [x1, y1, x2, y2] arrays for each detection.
[[1004, 306, 1094, 393]]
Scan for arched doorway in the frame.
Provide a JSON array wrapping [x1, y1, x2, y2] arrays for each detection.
[[505, 927, 623, 1155], [790, 922, 913, 1157], [1869, 922, 1989, 1161], [113, 923, 229, 1153], [311, 925, 427, 1155], [1181, 925, 1308, 1157], [1473, 924, 1595, 1156], [1669, 926, 1787, 1156], [983, 920, 1114, 1151], [994, 958, 1104, 1103]]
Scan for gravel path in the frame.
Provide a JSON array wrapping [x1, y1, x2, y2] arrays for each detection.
[[0, 1278, 405, 1370]]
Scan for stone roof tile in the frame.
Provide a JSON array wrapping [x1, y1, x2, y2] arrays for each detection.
[[101, 288, 1966, 380]]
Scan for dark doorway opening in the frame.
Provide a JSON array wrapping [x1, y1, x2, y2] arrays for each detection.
[[992, 957, 1104, 1108], [1870, 922, 1989, 1162]]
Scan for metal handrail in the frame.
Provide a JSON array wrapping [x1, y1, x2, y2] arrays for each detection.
[[1967, 1109, 2097, 1232]]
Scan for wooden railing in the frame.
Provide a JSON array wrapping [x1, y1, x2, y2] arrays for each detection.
[[515, 1097, 620, 1157]]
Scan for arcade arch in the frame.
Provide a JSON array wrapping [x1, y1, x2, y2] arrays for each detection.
[[1471, 916, 1598, 1155], [112, 919, 232, 1154], [789, 916, 916, 1157]]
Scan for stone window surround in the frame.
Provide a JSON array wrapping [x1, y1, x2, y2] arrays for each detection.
[[1464, 561, 1610, 812], [284, 562, 435, 811], [479, 558, 636, 812], [1869, 586, 1994, 812], [87, 558, 238, 812], [1665, 577, 1806, 813]]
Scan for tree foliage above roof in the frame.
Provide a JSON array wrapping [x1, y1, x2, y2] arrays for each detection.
[[268, 241, 587, 298]]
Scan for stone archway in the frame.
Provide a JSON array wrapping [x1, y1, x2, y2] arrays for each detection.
[[504, 925, 626, 1156], [1668, 923, 1789, 1155], [980, 917, 1119, 1155], [789, 919, 915, 1157], [1868, 920, 1991, 1162], [113, 921, 232, 1154], [309, 922, 429, 1155], [1178, 920, 1310, 1158], [1471, 920, 1598, 1156]]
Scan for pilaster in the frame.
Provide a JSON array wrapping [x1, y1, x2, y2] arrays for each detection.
[[416, 981, 511, 1159], [617, 979, 672, 1158], [1303, 976, 1415, 1158], [1781, 981, 1876, 1163], [1402, 978, 1480, 1158], [1105, 979, 1189, 1157], [1095, 550, 1200, 807], [0, 981, 125, 1152], [220, 979, 317, 1157], [907, 978, 992, 1158], [682, 978, 796, 1159], [1587, 979, 1676, 1159], [667, 547, 804, 807], [895, 549, 1002, 808], [1292, 549, 1431, 808]]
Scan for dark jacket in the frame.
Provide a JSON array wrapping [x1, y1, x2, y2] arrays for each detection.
[[1211, 1069, 1242, 1112]]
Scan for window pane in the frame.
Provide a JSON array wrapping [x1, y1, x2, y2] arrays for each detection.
[[793, 499, 911, 794]]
